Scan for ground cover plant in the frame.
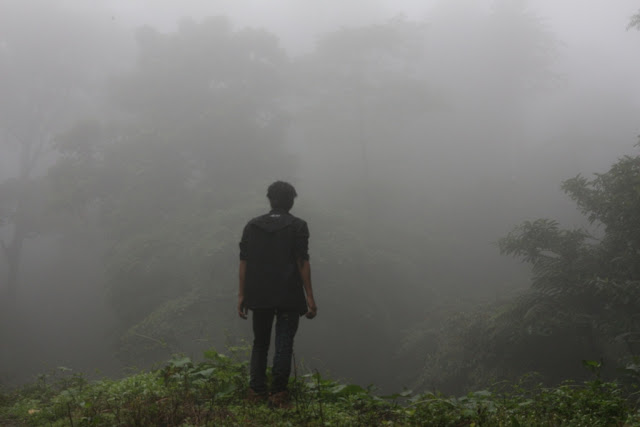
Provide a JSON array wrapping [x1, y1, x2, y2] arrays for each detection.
[[1, 350, 639, 426]]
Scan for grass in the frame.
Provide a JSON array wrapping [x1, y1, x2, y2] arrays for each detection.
[[1, 350, 639, 426]]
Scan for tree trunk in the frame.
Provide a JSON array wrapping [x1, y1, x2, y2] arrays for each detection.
[[1, 133, 41, 301], [5, 228, 24, 299]]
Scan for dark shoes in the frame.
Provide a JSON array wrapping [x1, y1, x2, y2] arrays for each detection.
[[268, 391, 292, 409], [247, 389, 292, 409], [246, 388, 267, 404]]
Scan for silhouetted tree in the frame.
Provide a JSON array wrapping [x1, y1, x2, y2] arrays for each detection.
[[0, 1, 118, 302], [50, 17, 294, 363]]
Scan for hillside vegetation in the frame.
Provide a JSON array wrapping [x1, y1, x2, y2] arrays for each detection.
[[1, 349, 639, 426]]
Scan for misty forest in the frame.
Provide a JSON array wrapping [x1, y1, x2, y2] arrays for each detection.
[[1, 0, 640, 425]]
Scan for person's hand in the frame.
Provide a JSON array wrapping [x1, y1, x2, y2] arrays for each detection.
[[237, 296, 248, 319], [305, 297, 317, 319]]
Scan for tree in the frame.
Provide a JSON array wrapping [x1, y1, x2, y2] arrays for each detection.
[[50, 17, 294, 364], [282, 19, 456, 388], [495, 147, 640, 379], [0, 1, 122, 301], [408, 146, 640, 392], [290, 17, 433, 214]]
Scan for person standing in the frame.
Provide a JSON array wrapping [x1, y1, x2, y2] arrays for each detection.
[[238, 181, 317, 407]]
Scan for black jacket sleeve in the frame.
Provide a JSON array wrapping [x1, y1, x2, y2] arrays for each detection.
[[294, 220, 310, 261], [239, 223, 250, 261]]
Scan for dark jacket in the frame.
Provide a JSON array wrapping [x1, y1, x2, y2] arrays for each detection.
[[239, 210, 309, 315]]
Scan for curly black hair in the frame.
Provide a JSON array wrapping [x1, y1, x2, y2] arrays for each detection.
[[267, 181, 297, 212]]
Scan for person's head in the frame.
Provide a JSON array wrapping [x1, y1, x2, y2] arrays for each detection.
[[267, 181, 297, 212]]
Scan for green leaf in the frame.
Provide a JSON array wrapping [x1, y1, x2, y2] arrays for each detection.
[[169, 356, 192, 368], [192, 368, 215, 378]]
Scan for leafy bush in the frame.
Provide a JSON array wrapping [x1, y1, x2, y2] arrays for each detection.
[[407, 148, 640, 392], [1, 349, 639, 426]]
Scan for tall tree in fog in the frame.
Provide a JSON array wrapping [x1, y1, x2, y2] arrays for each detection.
[[0, 1, 118, 301], [112, 17, 290, 199], [291, 3, 559, 231], [285, 19, 447, 384], [496, 149, 640, 378], [50, 17, 292, 362], [379, 0, 561, 240], [291, 17, 432, 214], [425, 0, 557, 179], [485, 0, 558, 172], [412, 147, 640, 392]]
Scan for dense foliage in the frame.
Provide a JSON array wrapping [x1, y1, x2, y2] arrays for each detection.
[[1, 350, 638, 426], [498, 151, 640, 374], [46, 17, 293, 366], [411, 147, 640, 392]]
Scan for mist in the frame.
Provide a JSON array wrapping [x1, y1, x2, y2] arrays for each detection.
[[1, 0, 639, 394]]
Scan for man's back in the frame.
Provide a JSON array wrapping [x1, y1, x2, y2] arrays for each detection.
[[240, 210, 309, 315]]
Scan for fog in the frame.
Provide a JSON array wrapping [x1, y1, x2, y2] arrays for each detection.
[[1, 0, 639, 393]]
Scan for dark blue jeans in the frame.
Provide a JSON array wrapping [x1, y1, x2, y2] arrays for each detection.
[[249, 309, 299, 394]]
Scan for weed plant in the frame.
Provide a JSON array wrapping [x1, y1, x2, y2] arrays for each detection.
[[1, 350, 639, 426]]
